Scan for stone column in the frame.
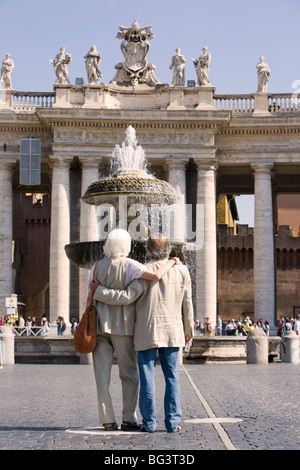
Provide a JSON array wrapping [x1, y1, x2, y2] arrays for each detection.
[[195, 161, 217, 326], [165, 158, 188, 242], [49, 158, 71, 325], [252, 163, 275, 326], [79, 159, 99, 315], [0, 161, 14, 308]]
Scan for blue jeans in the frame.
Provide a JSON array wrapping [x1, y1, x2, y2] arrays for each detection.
[[137, 347, 182, 432]]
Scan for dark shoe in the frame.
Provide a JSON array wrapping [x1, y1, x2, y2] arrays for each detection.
[[140, 424, 155, 433], [103, 422, 118, 431], [121, 421, 141, 431], [140, 424, 149, 432], [167, 424, 181, 433]]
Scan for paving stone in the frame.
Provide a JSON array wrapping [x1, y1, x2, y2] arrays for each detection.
[[0, 362, 299, 451]]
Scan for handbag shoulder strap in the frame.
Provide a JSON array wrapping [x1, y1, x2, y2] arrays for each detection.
[[93, 261, 99, 282], [85, 261, 99, 311]]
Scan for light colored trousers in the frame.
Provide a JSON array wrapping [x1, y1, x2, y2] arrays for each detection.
[[92, 333, 139, 425]]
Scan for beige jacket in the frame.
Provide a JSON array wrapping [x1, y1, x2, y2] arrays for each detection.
[[93, 256, 136, 336], [94, 259, 194, 351]]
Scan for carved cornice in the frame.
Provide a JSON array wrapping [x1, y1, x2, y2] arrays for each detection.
[[0, 123, 49, 132], [47, 120, 220, 130], [218, 126, 300, 136]]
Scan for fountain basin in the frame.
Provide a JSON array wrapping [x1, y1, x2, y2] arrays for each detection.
[[82, 174, 177, 207], [65, 240, 185, 268]]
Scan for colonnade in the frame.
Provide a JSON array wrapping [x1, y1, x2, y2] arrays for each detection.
[[159, 158, 275, 328], [0, 156, 276, 329]]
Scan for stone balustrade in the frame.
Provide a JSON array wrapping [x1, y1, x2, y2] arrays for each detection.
[[3, 86, 299, 115], [268, 93, 300, 113], [213, 94, 254, 112], [13, 91, 55, 110]]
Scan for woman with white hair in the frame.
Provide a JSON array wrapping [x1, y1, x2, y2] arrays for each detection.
[[88, 228, 178, 432]]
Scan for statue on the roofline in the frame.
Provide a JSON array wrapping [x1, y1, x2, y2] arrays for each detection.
[[1, 53, 14, 89], [192, 46, 212, 87], [256, 56, 271, 93], [50, 46, 72, 85]]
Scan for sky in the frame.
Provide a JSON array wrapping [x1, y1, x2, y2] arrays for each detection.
[[1, 0, 299, 225]]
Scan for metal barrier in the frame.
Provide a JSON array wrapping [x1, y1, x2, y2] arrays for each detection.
[[10, 326, 50, 337]]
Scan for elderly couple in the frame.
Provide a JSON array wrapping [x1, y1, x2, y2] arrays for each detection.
[[88, 229, 194, 433]]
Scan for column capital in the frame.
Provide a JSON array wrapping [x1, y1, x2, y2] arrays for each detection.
[[0, 159, 15, 170], [164, 157, 189, 169], [251, 162, 274, 173], [194, 160, 218, 172], [80, 157, 101, 168], [50, 156, 73, 168]]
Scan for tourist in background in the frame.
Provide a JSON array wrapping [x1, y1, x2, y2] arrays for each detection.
[[226, 319, 237, 336], [243, 318, 254, 335], [18, 314, 25, 336], [31, 316, 37, 335], [277, 316, 285, 337], [71, 318, 78, 335], [26, 316, 32, 335], [57, 316, 66, 335], [41, 315, 50, 336], [294, 315, 300, 336], [264, 320, 270, 336], [236, 321, 246, 336], [215, 315, 223, 336], [204, 317, 213, 336], [257, 319, 265, 331]]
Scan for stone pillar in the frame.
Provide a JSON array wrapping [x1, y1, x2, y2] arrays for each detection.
[[252, 92, 270, 116], [49, 158, 71, 325], [53, 85, 72, 107], [167, 88, 186, 110], [165, 158, 188, 242], [196, 86, 215, 110], [79, 159, 99, 316], [195, 161, 217, 326], [246, 328, 268, 364], [0, 89, 14, 109], [83, 85, 102, 108], [280, 330, 300, 364], [0, 161, 14, 308], [252, 163, 275, 326]]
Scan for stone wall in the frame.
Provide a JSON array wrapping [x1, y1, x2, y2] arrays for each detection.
[[217, 224, 300, 320], [13, 194, 50, 320]]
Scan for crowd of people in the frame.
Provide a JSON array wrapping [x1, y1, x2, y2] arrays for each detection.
[[277, 315, 300, 337], [194, 314, 300, 337], [2, 312, 299, 340], [0, 313, 79, 337], [0, 314, 51, 335]]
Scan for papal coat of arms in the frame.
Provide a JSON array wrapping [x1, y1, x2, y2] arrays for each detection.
[[111, 20, 160, 86]]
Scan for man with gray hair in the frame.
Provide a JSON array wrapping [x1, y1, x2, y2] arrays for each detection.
[[91, 235, 194, 433]]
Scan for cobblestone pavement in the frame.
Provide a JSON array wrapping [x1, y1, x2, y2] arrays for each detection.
[[0, 362, 299, 455]]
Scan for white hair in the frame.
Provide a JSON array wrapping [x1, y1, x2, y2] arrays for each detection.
[[103, 229, 131, 258]]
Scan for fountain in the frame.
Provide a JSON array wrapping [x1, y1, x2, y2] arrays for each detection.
[[65, 126, 178, 267], [82, 126, 176, 209]]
